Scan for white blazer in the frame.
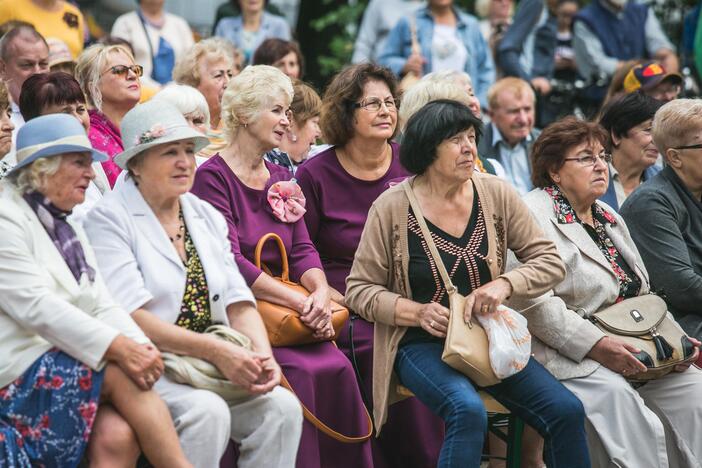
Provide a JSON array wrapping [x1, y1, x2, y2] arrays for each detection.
[[508, 188, 651, 381], [0, 183, 149, 388], [84, 177, 255, 325]]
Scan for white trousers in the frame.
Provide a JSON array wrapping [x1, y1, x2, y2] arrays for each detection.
[[562, 365, 702, 468], [154, 377, 303, 468]]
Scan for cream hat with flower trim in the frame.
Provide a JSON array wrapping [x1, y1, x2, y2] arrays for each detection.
[[114, 100, 210, 169]]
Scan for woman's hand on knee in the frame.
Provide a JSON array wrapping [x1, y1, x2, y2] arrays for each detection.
[[417, 302, 450, 338], [211, 340, 272, 392], [587, 336, 648, 376], [106, 335, 164, 390], [248, 358, 283, 395], [674, 337, 701, 372]]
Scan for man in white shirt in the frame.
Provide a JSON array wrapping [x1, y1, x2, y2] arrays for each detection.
[[0, 24, 50, 166]]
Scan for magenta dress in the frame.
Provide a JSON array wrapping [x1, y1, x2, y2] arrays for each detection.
[[192, 155, 373, 468], [88, 110, 123, 188], [296, 144, 444, 468]]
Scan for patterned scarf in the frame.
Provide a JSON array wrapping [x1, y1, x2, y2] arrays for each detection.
[[23, 191, 95, 283]]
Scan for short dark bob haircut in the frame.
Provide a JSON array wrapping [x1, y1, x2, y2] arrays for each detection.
[[252, 38, 304, 77], [598, 91, 662, 151], [400, 99, 483, 176], [530, 116, 608, 189], [19, 72, 86, 121], [320, 62, 398, 146]]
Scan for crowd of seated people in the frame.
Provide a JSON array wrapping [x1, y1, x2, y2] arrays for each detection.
[[2, 1, 702, 467]]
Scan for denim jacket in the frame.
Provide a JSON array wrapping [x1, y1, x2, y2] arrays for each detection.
[[379, 6, 495, 108], [214, 12, 291, 64]]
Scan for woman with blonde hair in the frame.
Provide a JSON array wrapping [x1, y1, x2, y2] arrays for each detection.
[[173, 37, 238, 160], [264, 79, 322, 173], [75, 43, 142, 187], [191, 65, 373, 468]]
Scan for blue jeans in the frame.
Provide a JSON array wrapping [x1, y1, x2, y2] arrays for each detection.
[[395, 341, 591, 468]]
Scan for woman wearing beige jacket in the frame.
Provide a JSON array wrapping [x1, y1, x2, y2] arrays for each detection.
[[510, 117, 702, 467], [346, 100, 590, 468]]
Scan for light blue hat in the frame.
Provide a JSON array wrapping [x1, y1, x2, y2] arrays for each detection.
[[9, 113, 107, 175]]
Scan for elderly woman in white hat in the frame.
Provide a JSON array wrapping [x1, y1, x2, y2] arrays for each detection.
[[85, 100, 302, 468], [0, 114, 191, 467]]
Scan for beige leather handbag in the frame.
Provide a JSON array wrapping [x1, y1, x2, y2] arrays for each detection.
[[162, 325, 254, 403], [591, 294, 696, 381], [403, 183, 500, 387]]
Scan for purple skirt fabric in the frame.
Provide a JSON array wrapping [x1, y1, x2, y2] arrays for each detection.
[[337, 317, 444, 468], [274, 341, 373, 468]]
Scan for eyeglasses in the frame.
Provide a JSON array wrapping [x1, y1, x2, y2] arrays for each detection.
[[563, 152, 612, 166], [102, 64, 143, 78], [672, 143, 702, 151], [354, 97, 397, 113]]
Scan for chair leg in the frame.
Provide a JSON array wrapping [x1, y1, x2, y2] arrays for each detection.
[[505, 415, 524, 468]]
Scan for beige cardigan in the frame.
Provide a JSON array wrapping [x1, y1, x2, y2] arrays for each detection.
[[345, 174, 566, 432]]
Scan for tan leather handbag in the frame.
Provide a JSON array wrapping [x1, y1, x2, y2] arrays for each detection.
[[254, 233, 349, 347], [403, 183, 500, 387], [591, 294, 696, 381]]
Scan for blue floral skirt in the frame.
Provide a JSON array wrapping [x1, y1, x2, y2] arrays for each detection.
[[0, 349, 105, 468]]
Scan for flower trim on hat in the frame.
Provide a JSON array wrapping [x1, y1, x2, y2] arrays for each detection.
[[135, 124, 168, 146]]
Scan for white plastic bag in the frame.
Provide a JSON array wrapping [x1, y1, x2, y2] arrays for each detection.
[[475, 306, 531, 379]]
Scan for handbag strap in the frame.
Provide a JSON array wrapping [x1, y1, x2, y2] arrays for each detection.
[[255, 233, 290, 281], [279, 372, 373, 443], [137, 10, 157, 78], [402, 182, 457, 294]]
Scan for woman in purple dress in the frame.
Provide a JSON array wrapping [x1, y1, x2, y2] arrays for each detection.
[[191, 64, 373, 468], [295, 63, 444, 468]]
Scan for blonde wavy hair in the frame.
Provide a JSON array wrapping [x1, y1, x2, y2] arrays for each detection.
[[173, 38, 236, 88], [75, 43, 136, 110], [221, 65, 293, 141], [9, 157, 62, 193]]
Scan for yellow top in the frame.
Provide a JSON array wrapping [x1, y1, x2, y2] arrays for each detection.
[[0, 0, 85, 58]]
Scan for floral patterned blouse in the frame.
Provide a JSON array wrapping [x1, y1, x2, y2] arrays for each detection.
[[174, 215, 213, 333], [545, 185, 641, 301]]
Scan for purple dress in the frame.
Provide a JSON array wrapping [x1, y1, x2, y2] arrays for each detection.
[[192, 155, 373, 468], [296, 144, 444, 468]]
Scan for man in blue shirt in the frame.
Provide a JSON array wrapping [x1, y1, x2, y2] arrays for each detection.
[[478, 77, 541, 194]]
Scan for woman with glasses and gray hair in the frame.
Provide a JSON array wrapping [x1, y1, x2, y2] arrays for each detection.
[[0, 113, 192, 467], [621, 99, 702, 344], [75, 43, 143, 188], [191, 64, 372, 468], [510, 115, 702, 466]]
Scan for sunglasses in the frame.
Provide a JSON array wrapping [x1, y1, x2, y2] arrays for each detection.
[[102, 64, 144, 78]]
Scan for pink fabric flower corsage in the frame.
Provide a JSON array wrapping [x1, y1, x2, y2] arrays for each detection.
[[267, 179, 307, 223], [135, 123, 167, 145]]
